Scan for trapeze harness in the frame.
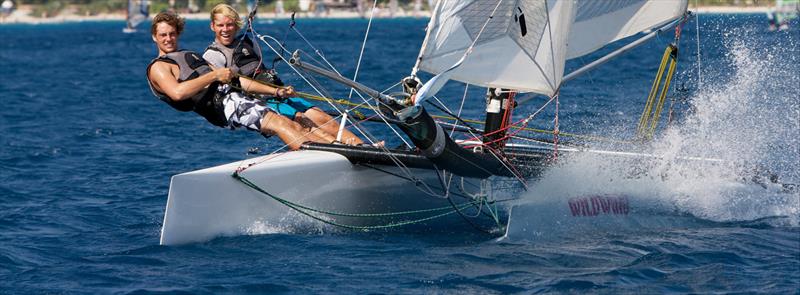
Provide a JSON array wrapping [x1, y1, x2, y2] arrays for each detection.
[[146, 50, 228, 127]]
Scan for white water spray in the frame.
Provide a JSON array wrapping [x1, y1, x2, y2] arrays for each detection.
[[507, 27, 799, 241]]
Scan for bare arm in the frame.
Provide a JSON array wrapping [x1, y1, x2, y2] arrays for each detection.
[[148, 61, 233, 101], [239, 76, 296, 98]]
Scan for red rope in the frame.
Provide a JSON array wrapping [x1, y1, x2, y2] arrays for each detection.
[[461, 113, 537, 149], [497, 91, 516, 148], [674, 20, 684, 43]]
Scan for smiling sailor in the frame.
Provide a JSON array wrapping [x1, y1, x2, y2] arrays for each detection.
[[202, 4, 364, 145], [145, 11, 331, 150]]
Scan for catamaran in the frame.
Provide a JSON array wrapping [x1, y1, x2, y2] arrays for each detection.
[[123, 0, 149, 33], [159, 0, 786, 245]]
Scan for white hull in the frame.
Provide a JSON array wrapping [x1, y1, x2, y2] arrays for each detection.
[[160, 148, 741, 245], [160, 150, 499, 245]]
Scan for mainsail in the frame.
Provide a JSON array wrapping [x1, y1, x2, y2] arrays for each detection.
[[414, 0, 688, 97], [125, 0, 150, 31]]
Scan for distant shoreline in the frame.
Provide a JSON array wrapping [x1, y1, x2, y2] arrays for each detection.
[[1, 10, 425, 24], [0, 6, 772, 25]]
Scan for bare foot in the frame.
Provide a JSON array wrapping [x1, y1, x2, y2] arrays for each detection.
[[357, 140, 384, 148], [331, 139, 384, 148]]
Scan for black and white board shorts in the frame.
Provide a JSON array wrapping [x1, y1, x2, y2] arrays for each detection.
[[222, 91, 272, 132]]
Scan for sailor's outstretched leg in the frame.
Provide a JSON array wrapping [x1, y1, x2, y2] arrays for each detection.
[[302, 107, 364, 145], [260, 111, 329, 150], [291, 113, 337, 143]]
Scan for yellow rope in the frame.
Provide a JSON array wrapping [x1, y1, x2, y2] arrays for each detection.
[[637, 44, 678, 140], [637, 45, 673, 135], [647, 58, 677, 138]]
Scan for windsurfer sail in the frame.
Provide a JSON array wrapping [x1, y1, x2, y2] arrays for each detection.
[[774, 0, 799, 31], [123, 0, 150, 33]]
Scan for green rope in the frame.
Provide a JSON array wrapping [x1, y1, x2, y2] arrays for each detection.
[[232, 172, 492, 230]]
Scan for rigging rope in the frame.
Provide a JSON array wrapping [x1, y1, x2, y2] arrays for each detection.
[[254, 30, 422, 151], [291, 88, 632, 145], [553, 92, 560, 161], [435, 169, 503, 235], [694, 1, 702, 89], [348, 0, 378, 100], [232, 171, 506, 231], [271, 12, 295, 69], [451, 84, 470, 136], [252, 35, 386, 145]]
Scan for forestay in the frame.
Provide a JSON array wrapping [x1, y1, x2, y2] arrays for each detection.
[[414, 0, 688, 97]]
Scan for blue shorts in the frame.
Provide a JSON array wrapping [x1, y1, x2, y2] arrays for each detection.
[[266, 97, 316, 118]]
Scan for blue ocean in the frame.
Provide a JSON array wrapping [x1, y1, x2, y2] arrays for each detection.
[[1, 13, 798, 293]]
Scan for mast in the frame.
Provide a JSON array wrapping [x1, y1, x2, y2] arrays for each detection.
[[483, 88, 514, 150]]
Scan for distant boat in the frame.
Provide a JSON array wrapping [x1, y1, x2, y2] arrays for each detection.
[[298, 0, 310, 12], [774, 0, 799, 31], [123, 0, 149, 33]]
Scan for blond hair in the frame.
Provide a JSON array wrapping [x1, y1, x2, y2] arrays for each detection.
[[210, 4, 243, 28]]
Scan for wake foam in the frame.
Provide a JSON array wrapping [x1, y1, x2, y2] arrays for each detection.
[[244, 211, 334, 236], [505, 27, 799, 241]]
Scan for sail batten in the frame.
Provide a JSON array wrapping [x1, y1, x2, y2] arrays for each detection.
[[415, 0, 688, 97]]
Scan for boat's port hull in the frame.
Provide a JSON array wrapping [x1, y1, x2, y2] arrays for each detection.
[[160, 150, 504, 245]]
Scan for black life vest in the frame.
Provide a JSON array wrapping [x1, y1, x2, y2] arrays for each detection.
[[146, 50, 227, 127], [206, 36, 285, 90], [205, 37, 266, 77]]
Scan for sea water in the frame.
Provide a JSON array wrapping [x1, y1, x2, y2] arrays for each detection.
[[1, 14, 798, 293]]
